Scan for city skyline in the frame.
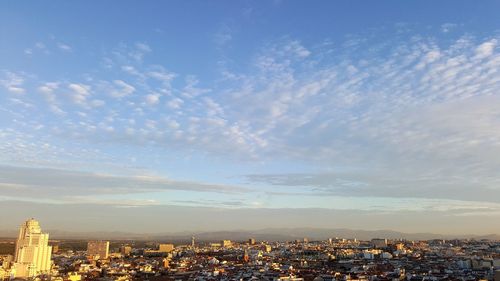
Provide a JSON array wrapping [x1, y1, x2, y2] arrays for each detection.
[[4, 218, 500, 281], [1, 1, 500, 234]]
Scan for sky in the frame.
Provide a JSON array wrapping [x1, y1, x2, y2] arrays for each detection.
[[1, 1, 500, 235]]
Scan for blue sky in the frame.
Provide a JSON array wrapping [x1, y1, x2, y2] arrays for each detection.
[[1, 1, 500, 234]]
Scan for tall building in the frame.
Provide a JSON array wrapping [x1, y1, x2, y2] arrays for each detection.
[[87, 241, 109, 260], [120, 245, 132, 256], [13, 218, 52, 278], [248, 238, 256, 245], [191, 236, 195, 248]]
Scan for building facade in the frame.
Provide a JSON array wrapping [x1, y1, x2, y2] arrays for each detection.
[[87, 241, 110, 260], [13, 218, 52, 278]]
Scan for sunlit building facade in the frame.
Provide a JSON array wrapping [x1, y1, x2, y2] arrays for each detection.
[[13, 218, 52, 278], [87, 241, 110, 260]]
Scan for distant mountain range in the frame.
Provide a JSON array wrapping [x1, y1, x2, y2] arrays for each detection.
[[1, 227, 499, 242]]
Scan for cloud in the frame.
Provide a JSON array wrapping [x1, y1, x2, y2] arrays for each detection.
[[441, 23, 457, 33], [148, 67, 176, 85], [283, 40, 311, 58], [166, 97, 183, 109], [1, 71, 25, 94], [68, 83, 91, 105], [35, 42, 46, 49], [135, 42, 152, 53], [2, 31, 500, 210], [109, 42, 153, 64], [121, 65, 142, 77], [475, 39, 497, 59], [0, 165, 250, 201], [38, 82, 59, 95], [91, 99, 105, 107], [129, 42, 151, 61], [57, 42, 72, 52], [23, 42, 50, 55], [245, 170, 500, 204], [37, 82, 69, 115], [145, 93, 160, 105], [108, 80, 135, 98], [23, 40, 73, 56], [214, 24, 233, 46]]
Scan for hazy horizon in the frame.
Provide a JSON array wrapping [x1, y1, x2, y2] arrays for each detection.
[[1, 1, 500, 234], [2, 202, 500, 237], [2, 212, 500, 240]]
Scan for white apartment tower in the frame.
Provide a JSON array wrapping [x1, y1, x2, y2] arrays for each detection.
[[13, 218, 52, 278]]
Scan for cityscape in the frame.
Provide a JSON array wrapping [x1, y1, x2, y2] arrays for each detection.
[[2, 1, 500, 280], [1, 219, 500, 280]]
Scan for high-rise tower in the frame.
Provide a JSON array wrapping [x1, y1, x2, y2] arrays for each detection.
[[87, 241, 110, 260], [13, 218, 52, 278]]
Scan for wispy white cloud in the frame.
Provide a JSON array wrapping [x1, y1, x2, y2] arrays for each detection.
[[38, 82, 70, 115], [440, 23, 459, 33], [2, 32, 500, 210], [165, 97, 182, 109], [475, 39, 497, 59], [108, 79, 135, 98], [68, 83, 91, 105], [129, 42, 151, 61], [57, 42, 72, 52], [145, 93, 160, 105], [214, 24, 233, 46], [135, 42, 151, 53], [35, 42, 46, 49], [1, 71, 26, 94]]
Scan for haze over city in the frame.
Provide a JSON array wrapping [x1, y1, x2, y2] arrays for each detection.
[[1, 1, 500, 235]]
